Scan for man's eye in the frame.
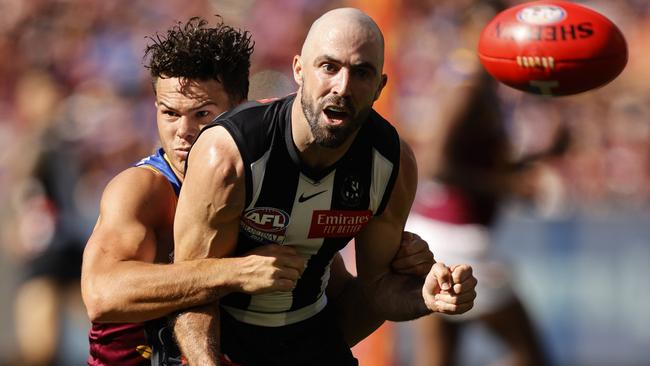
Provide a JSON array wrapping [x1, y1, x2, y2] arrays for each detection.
[[322, 63, 337, 73], [354, 69, 371, 79], [163, 110, 178, 117], [197, 111, 211, 118]]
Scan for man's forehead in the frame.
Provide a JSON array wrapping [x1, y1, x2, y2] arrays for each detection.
[[310, 31, 383, 68], [157, 78, 222, 99], [156, 81, 217, 109], [305, 19, 384, 68]]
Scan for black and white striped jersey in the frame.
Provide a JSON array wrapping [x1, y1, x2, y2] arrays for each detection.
[[199, 94, 401, 327]]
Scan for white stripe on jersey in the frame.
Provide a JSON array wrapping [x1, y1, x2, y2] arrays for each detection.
[[228, 148, 396, 327], [222, 294, 327, 327], [248, 149, 272, 209], [370, 148, 394, 212], [246, 172, 335, 318]]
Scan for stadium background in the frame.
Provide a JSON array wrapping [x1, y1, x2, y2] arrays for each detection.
[[0, 0, 649, 365]]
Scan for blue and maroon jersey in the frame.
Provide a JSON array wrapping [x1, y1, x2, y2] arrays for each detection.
[[88, 323, 150, 366], [87, 148, 182, 366]]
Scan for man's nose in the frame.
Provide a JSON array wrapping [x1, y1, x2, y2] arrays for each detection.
[[331, 69, 350, 96], [177, 116, 197, 141]]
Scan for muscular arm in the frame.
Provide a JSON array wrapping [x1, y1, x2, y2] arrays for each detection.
[[351, 141, 475, 321], [81, 167, 300, 324], [329, 141, 476, 344], [328, 233, 435, 346], [81, 168, 230, 322], [171, 126, 247, 366], [327, 253, 383, 346]]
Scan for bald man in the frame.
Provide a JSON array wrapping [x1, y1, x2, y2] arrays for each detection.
[[172, 8, 478, 366]]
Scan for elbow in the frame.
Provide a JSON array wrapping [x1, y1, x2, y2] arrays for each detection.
[[84, 293, 110, 322], [85, 302, 107, 323], [82, 279, 116, 322]]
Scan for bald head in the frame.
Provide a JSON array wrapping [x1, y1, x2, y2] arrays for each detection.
[[291, 7, 389, 151], [301, 8, 385, 69]]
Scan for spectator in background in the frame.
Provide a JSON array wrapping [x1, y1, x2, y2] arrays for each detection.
[[405, 72, 550, 366], [396, 1, 556, 365]]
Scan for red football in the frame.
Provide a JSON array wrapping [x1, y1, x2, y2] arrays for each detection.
[[478, 0, 628, 96]]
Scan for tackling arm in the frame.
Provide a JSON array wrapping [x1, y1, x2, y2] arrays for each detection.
[[81, 168, 233, 323], [81, 167, 303, 324]]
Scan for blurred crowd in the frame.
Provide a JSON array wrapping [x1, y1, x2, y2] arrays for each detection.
[[0, 0, 649, 365]]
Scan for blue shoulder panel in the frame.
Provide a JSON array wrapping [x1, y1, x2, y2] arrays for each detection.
[[135, 148, 181, 196]]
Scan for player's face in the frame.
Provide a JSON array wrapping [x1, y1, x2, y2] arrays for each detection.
[[155, 77, 233, 178], [296, 28, 387, 148]]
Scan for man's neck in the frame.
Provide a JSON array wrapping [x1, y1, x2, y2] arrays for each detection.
[[290, 94, 358, 171]]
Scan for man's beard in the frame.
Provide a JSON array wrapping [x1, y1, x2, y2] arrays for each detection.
[[300, 92, 369, 149]]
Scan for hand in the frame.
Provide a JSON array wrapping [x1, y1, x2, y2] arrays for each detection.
[[422, 263, 477, 315], [390, 231, 434, 277], [236, 245, 306, 294]]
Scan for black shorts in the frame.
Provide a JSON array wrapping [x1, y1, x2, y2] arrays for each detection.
[[145, 317, 184, 366], [221, 305, 358, 366]]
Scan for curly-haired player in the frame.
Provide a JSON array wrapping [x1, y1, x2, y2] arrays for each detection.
[[81, 16, 435, 366]]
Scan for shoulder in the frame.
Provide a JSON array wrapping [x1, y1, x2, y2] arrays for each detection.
[[99, 167, 176, 225], [388, 139, 418, 209], [194, 96, 293, 168], [398, 138, 417, 187], [373, 137, 418, 221], [188, 126, 242, 169], [105, 166, 173, 198], [368, 110, 399, 136], [366, 110, 401, 159], [183, 126, 246, 201]]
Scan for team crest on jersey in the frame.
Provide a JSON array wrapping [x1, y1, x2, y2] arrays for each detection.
[[340, 175, 363, 207], [308, 210, 372, 238], [240, 207, 289, 244]]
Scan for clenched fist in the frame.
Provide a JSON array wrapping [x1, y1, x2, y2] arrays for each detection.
[[422, 263, 477, 315], [235, 245, 305, 294]]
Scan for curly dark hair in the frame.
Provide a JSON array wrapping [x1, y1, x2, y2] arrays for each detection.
[[144, 16, 254, 101]]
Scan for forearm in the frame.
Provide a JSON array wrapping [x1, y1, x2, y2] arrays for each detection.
[[332, 277, 385, 346], [171, 304, 221, 366], [366, 273, 431, 321], [84, 258, 241, 323]]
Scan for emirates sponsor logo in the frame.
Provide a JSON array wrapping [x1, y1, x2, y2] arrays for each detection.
[[308, 210, 372, 238]]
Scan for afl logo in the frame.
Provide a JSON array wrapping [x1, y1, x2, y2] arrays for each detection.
[[517, 5, 566, 25], [243, 207, 290, 232]]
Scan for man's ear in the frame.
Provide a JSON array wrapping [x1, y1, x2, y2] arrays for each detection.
[[292, 55, 303, 86], [374, 74, 388, 101]]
